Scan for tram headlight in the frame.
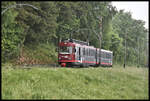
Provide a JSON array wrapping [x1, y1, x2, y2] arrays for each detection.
[[64, 56, 68, 58]]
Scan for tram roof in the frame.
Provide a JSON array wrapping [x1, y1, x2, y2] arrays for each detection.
[[101, 49, 113, 53]]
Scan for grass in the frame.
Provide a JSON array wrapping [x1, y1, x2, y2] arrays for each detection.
[[2, 65, 149, 99]]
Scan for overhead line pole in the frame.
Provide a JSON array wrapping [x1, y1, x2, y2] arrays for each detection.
[[124, 29, 127, 68]]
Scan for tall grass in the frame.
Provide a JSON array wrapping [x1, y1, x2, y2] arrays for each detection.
[[2, 65, 148, 99]]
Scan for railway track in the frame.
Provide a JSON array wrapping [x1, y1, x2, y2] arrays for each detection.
[[12, 64, 92, 69], [13, 64, 60, 69]]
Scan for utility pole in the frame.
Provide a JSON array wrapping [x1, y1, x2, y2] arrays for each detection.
[[124, 31, 127, 68], [139, 38, 141, 67], [93, 16, 102, 66], [99, 17, 102, 66], [91, 8, 102, 66], [137, 37, 140, 67]]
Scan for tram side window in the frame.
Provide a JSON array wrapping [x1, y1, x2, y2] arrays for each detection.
[[103, 52, 105, 62], [106, 53, 108, 59], [101, 51, 103, 58], [90, 49, 91, 56], [106, 53, 110, 59], [89, 48, 90, 56], [87, 48, 89, 56], [86, 48, 88, 56], [109, 53, 111, 59], [83, 48, 85, 55], [107, 53, 109, 59], [84, 48, 85, 55], [104, 52, 105, 59], [94, 49, 96, 56], [108, 53, 110, 59], [108, 53, 111, 59], [105, 52, 107, 59], [109, 53, 112, 59], [80, 47, 82, 55], [89, 49, 91, 56], [92, 49, 94, 56], [110, 53, 112, 59], [92, 49, 93, 56], [103, 52, 105, 58], [103, 52, 105, 59], [103, 53, 104, 61], [76, 47, 78, 54], [91, 49, 93, 56], [90, 49, 92, 56], [88, 49, 90, 56]]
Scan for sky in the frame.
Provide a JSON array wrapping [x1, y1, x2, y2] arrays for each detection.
[[111, 1, 149, 29]]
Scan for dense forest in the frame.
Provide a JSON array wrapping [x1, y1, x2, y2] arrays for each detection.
[[1, 1, 149, 67]]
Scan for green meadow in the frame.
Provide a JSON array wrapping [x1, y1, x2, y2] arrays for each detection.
[[2, 65, 148, 99]]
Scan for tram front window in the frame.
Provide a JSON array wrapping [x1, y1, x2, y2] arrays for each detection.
[[60, 46, 72, 54]]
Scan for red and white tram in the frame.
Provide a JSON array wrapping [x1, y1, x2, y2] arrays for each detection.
[[58, 39, 113, 67]]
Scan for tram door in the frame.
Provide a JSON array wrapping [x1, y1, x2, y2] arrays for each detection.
[[75, 46, 81, 61], [79, 47, 81, 60]]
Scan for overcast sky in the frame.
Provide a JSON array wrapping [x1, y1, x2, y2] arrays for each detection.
[[111, 1, 149, 29]]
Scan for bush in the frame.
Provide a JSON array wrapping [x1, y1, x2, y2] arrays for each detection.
[[16, 43, 58, 65]]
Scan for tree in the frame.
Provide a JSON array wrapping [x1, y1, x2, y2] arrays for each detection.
[[112, 10, 148, 66], [2, 1, 24, 62]]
